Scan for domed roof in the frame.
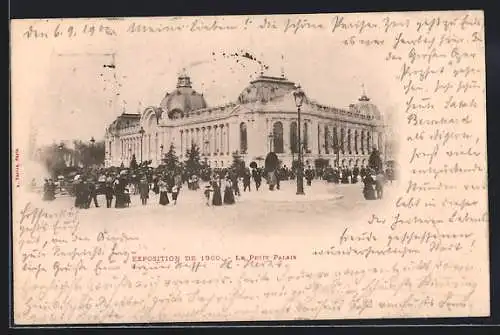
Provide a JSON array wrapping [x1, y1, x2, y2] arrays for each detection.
[[237, 75, 296, 104], [353, 93, 382, 120], [159, 73, 207, 119]]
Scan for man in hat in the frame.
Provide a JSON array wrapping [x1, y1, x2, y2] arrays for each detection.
[[252, 167, 262, 191], [87, 180, 99, 208], [139, 177, 149, 205], [105, 180, 114, 208], [243, 168, 251, 192]]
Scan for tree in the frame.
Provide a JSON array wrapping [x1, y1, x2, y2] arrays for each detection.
[[72, 139, 105, 167], [368, 148, 383, 173], [231, 151, 246, 176], [185, 143, 202, 176], [163, 144, 180, 172], [129, 154, 138, 170], [43, 144, 67, 177]]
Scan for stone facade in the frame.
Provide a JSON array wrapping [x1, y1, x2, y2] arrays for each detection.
[[104, 71, 386, 169]]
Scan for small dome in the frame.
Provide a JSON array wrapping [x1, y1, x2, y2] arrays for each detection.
[[159, 73, 207, 119]]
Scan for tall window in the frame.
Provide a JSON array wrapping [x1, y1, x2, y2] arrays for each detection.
[[290, 121, 298, 154], [317, 124, 321, 154], [324, 125, 330, 154], [354, 130, 358, 154], [347, 129, 352, 154], [340, 128, 345, 154], [303, 123, 309, 151], [240, 122, 248, 153], [273, 121, 284, 153], [361, 131, 365, 154], [367, 132, 371, 152], [333, 127, 339, 154]]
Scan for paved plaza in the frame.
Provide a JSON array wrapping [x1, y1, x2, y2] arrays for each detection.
[[23, 180, 397, 239]]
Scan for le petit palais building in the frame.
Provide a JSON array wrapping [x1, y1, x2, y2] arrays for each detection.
[[104, 70, 387, 169]]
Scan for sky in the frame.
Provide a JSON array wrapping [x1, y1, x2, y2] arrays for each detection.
[[12, 14, 399, 148]]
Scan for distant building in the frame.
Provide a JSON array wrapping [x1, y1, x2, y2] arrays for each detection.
[[104, 70, 387, 169]]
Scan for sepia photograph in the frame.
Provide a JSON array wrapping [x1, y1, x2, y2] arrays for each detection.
[[11, 11, 488, 325], [27, 54, 399, 225]]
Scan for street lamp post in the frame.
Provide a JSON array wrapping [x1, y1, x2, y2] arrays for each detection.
[[160, 144, 164, 164], [57, 142, 64, 176], [139, 126, 145, 163], [293, 85, 305, 195], [90, 136, 95, 167]]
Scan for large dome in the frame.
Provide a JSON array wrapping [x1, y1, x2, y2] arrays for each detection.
[[159, 74, 207, 119], [353, 94, 382, 120]]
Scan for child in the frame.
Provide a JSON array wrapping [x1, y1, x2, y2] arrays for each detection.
[[171, 185, 179, 205], [204, 184, 213, 206], [123, 188, 131, 207]]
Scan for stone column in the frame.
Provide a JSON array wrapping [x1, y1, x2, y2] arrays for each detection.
[[226, 122, 230, 155], [196, 128, 200, 149], [207, 126, 212, 155], [181, 130, 185, 155], [214, 125, 218, 154], [222, 125, 226, 154], [283, 119, 290, 154]]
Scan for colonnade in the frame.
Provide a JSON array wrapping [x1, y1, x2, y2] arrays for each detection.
[[118, 132, 162, 163], [106, 116, 384, 168], [180, 122, 231, 157], [265, 118, 383, 157]]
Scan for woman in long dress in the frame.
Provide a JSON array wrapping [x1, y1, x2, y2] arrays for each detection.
[[158, 179, 170, 205], [362, 169, 377, 200], [152, 176, 160, 195], [223, 177, 235, 205], [211, 177, 222, 206]]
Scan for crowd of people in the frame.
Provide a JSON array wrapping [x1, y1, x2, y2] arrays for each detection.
[[37, 154, 395, 207]]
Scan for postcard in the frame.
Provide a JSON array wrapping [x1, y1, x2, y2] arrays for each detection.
[[10, 10, 488, 324]]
